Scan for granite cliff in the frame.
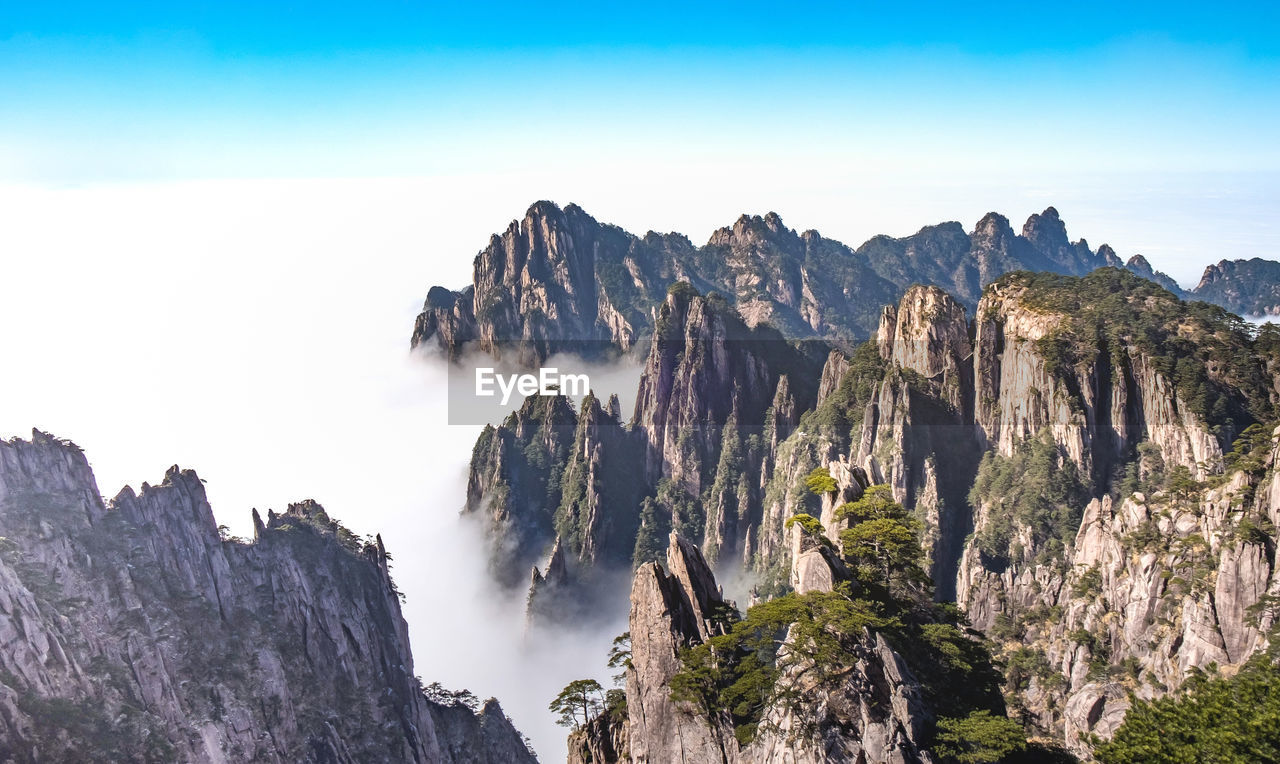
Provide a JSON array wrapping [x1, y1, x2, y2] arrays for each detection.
[[0, 431, 535, 763], [571, 533, 967, 764], [464, 284, 832, 623]]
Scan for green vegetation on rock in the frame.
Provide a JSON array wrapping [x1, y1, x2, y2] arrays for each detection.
[[798, 340, 888, 449], [670, 484, 1014, 752], [1004, 268, 1276, 444], [1094, 652, 1280, 764], [933, 709, 1027, 764], [968, 429, 1088, 566]]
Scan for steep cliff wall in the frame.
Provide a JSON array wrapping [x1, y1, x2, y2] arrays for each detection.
[[0, 431, 534, 763], [953, 270, 1280, 753], [555, 395, 647, 569], [857, 286, 981, 597], [632, 287, 821, 500]]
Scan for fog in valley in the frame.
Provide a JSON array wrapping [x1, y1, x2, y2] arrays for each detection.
[[0, 179, 639, 759]]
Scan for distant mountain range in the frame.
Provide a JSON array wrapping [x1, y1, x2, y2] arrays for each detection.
[[412, 202, 1280, 362]]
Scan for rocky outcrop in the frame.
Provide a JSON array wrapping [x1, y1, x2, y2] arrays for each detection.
[[412, 285, 479, 362], [789, 510, 852, 595], [857, 287, 981, 597], [595, 532, 938, 763], [465, 394, 578, 588], [699, 213, 901, 343], [468, 388, 655, 622], [429, 698, 538, 764], [876, 287, 972, 389], [633, 287, 820, 496], [462, 284, 828, 610], [971, 270, 1238, 486], [745, 629, 934, 764], [567, 710, 628, 764], [1124, 254, 1185, 297], [0, 431, 535, 763], [555, 394, 646, 569], [625, 286, 827, 572], [1022, 206, 1122, 275], [957, 450, 1280, 755], [625, 534, 737, 763], [816, 350, 850, 407], [527, 536, 572, 624], [411, 201, 693, 363]]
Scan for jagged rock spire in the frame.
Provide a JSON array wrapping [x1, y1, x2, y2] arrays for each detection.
[[251, 507, 266, 541]]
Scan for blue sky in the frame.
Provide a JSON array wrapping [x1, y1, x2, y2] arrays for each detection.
[[5, 2, 1279, 54], [3, 2, 1279, 181]]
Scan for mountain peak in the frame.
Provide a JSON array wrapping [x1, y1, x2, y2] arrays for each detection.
[[524, 199, 563, 218], [1095, 243, 1122, 267], [1022, 206, 1069, 247], [974, 211, 1013, 237], [712, 211, 801, 249]]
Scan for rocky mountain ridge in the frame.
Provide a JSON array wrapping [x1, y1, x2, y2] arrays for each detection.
[[412, 202, 1278, 363], [1194, 257, 1280, 316], [0, 430, 536, 763], [820, 271, 1280, 756]]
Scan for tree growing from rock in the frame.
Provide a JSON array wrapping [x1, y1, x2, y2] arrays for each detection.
[[550, 679, 605, 729], [835, 484, 926, 591], [670, 480, 1017, 750]]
